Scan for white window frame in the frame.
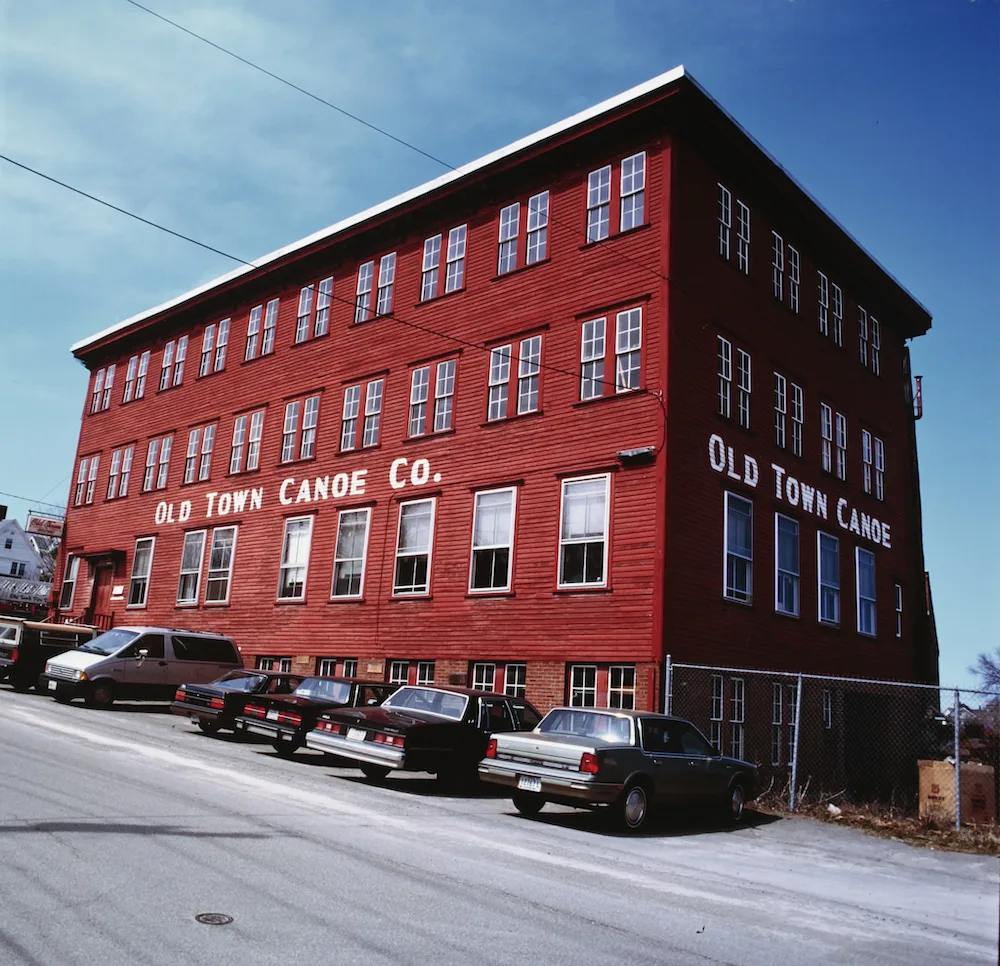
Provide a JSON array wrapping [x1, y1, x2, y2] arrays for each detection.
[[388, 660, 410, 686], [277, 516, 313, 602], [433, 359, 456, 432], [91, 368, 104, 413], [393, 498, 436, 597], [710, 674, 724, 751], [331, 507, 371, 600], [856, 547, 876, 637], [408, 366, 430, 437], [469, 487, 516, 594], [184, 428, 201, 485], [362, 379, 383, 447], [791, 383, 803, 457], [196, 425, 214, 482], [820, 403, 833, 473], [156, 435, 172, 489], [85, 456, 99, 504], [295, 284, 314, 343], [75, 457, 89, 506], [788, 245, 800, 313], [569, 664, 598, 707], [724, 491, 753, 603], [831, 283, 843, 346], [736, 201, 750, 274], [717, 183, 731, 260], [281, 401, 300, 464], [874, 437, 885, 500], [730, 677, 745, 761], [245, 304, 262, 361], [159, 344, 173, 391], [421, 233, 442, 301], [858, 306, 869, 366], [895, 583, 903, 638], [342, 658, 358, 678], [317, 657, 338, 677], [526, 190, 549, 264], [376, 252, 396, 316], [107, 448, 122, 501], [416, 661, 435, 686], [620, 151, 645, 232], [580, 318, 606, 401], [128, 537, 155, 608], [205, 526, 237, 604], [246, 411, 264, 471], [737, 348, 751, 429], [123, 355, 138, 402], [59, 554, 80, 609], [142, 439, 159, 492], [199, 324, 215, 377], [314, 276, 333, 338], [862, 429, 873, 495], [487, 345, 511, 421], [504, 663, 526, 698], [608, 665, 636, 710], [355, 260, 374, 323], [261, 298, 279, 355], [214, 319, 229, 372], [472, 662, 496, 692], [498, 202, 520, 274], [771, 231, 784, 301], [557, 474, 610, 589], [818, 532, 840, 626], [835, 412, 847, 481], [300, 396, 319, 460], [135, 351, 149, 398], [341, 385, 361, 451], [775, 514, 800, 617], [818, 272, 829, 336], [517, 335, 541, 414], [176, 530, 206, 606], [587, 165, 611, 243], [445, 224, 467, 293], [718, 336, 732, 418], [870, 317, 881, 376], [173, 335, 188, 386], [615, 308, 642, 393], [774, 372, 787, 449], [100, 365, 115, 410]]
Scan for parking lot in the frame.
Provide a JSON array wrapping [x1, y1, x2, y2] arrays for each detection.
[[1, 689, 996, 966]]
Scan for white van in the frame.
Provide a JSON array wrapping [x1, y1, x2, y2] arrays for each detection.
[[40, 626, 242, 708]]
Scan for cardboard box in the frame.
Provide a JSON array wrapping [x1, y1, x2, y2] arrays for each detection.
[[918, 760, 996, 825]]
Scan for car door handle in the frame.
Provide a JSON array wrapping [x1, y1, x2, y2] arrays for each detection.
[[652, 758, 663, 765], [688, 760, 700, 767], [158, 661, 168, 666]]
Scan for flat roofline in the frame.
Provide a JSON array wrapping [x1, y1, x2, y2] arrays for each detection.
[[73, 63, 928, 355]]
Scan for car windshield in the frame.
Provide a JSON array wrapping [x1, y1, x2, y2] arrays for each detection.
[[293, 678, 352, 703], [538, 709, 633, 743], [383, 687, 469, 721], [0, 624, 16, 642], [215, 671, 268, 692], [78, 628, 138, 656]]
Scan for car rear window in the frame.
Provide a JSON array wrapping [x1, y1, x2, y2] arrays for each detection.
[[293, 678, 352, 703], [384, 687, 468, 720], [538, 709, 633, 743], [172, 635, 239, 663]]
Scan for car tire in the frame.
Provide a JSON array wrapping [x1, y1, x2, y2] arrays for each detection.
[[361, 764, 390, 781], [11, 675, 34, 693], [726, 781, 747, 824], [617, 781, 651, 833], [86, 680, 115, 708], [512, 791, 546, 817], [54, 692, 72, 704], [197, 720, 221, 735], [272, 739, 300, 758]]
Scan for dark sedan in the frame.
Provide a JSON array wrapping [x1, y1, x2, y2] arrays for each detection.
[[304, 685, 541, 783], [479, 707, 758, 831], [234, 677, 392, 757], [171, 669, 303, 734]]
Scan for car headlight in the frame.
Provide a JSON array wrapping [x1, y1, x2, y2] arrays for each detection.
[[74, 670, 86, 682], [44, 662, 51, 675]]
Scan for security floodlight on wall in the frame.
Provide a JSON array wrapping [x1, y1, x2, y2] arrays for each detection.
[[617, 446, 656, 464]]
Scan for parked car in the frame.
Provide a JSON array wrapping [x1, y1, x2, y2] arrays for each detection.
[[305, 685, 541, 783], [171, 669, 304, 734], [39, 626, 242, 707], [479, 707, 758, 832], [234, 677, 393, 757], [0, 618, 98, 692]]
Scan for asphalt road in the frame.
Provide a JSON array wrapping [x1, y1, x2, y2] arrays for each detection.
[[0, 689, 996, 966]]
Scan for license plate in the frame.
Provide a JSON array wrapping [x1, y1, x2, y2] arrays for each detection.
[[517, 775, 542, 793], [48, 680, 57, 691], [347, 727, 367, 742], [266, 709, 279, 721]]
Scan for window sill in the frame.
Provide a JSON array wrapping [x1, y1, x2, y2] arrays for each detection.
[[552, 585, 612, 596], [572, 391, 642, 410], [336, 443, 381, 457], [275, 598, 308, 606], [225, 469, 262, 480], [328, 597, 366, 605], [240, 352, 276, 366], [578, 222, 653, 251], [402, 428, 456, 444], [466, 590, 515, 599], [289, 332, 331, 349], [722, 596, 752, 608], [774, 609, 800, 620], [413, 287, 465, 308], [390, 594, 433, 601], [203, 601, 231, 608], [275, 456, 318, 470], [491, 257, 550, 282], [480, 409, 544, 429]]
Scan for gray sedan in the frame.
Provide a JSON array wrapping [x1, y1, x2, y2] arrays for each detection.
[[478, 707, 757, 832]]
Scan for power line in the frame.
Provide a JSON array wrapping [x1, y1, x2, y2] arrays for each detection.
[[0, 153, 665, 447], [0, 490, 67, 512]]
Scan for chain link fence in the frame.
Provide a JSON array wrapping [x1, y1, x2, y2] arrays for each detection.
[[665, 658, 999, 829]]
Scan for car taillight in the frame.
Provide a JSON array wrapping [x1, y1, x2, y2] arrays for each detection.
[[579, 752, 599, 774], [9, 648, 17, 662], [174, 689, 185, 702], [374, 733, 402, 746], [210, 697, 225, 710], [245, 704, 266, 718], [277, 712, 302, 727], [486, 738, 497, 759]]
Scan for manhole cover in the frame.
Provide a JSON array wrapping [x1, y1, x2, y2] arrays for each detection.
[[195, 913, 233, 926]]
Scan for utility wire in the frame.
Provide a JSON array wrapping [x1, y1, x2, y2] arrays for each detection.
[[0, 489, 67, 511], [0, 153, 665, 445]]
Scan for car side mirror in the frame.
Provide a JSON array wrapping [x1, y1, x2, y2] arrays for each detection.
[[366, 698, 378, 706], [136, 647, 148, 663]]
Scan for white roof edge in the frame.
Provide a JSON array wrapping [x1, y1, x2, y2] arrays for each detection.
[[72, 65, 688, 354], [73, 61, 928, 354]]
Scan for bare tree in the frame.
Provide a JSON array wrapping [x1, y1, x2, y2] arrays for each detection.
[[972, 647, 1000, 691]]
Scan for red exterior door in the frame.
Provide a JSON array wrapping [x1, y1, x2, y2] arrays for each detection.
[[88, 566, 114, 624]]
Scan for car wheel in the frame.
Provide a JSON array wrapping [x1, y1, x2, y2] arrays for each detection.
[[512, 791, 546, 817], [727, 781, 747, 824], [197, 720, 221, 735], [54, 692, 72, 704], [86, 681, 115, 708], [361, 764, 390, 781], [617, 782, 651, 832], [272, 739, 300, 758], [11, 675, 34, 693]]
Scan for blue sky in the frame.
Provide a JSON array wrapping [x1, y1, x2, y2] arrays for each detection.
[[1, 0, 996, 690]]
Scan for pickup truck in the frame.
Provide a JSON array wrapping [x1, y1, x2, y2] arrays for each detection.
[[0, 618, 97, 692]]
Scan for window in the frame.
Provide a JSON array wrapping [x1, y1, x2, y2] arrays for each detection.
[[774, 373, 786, 448], [831, 284, 843, 346], [294, 277, 333, 343], [788, 245, 800, 313], [128, 537, 155, 607], [184, 425, 215, 484], [870, 318, 881, 376], [608, 665, 636, 709], [771, 232, 784, 301], [856, 548, 876, 636], [835, 412, 847, 481], [586, 165, 611, 242], [862, 430, 872, 495], [710, 675, 724, 750], [331, 508, 370, 598], [730, 678, 745, 761], [354, 261, 373, 323], [724, 492, 753, 603], [470, 488, 515, 593], [421, 233, 441, 301], [517, 335, 542, 413], [376, 253, 396, 315], [558, 475, 609, 588], [245, 305, 262, 360], [230, 410, 265, 474], [155, 436, 172, 489], [317, 657, 337, 677], [875, 438, 885, 501], [176, 530, 206, 605], [340, 385, 361, 451], [895, 583, 903, 638], [818, 532, 840, 625], [278, 517, 313, 601], [822, 689, 833, 729], [615, 308, 642, 392], [786, 684, 798, 764], [213, 320, 229, 372], [472, 663, 496, 692], [99, 365, 115, 410], [717, 184, 731, 259], [122, 355, 138, 402], [581, 318, 605, 401], [393, 498, 435, 596], [90, 369, 105, 413], [487, 345, 511, 421], [818, 272, 829, 337], [135, 350, 150, 398], [59, 554, 79, 609], [820, 403, 833, 473], [569, 665, 597, 707], [159, 343, 174, 391], [526, 190, 549, 264], [107, 449, 122, 500], [737, 348, 751, 429], [294, 284, 313, 343], [718, 336, 732, 417], [281, 395, 320, 463], [261, 298, 279, 355], [504, 663, 526, 699], [199, 325, 215, 377], [75, 456, 96, 506], [736, 201, 750, 274], [620, 152, 645, 231], [771, 683, 783, 765], [205, 526, 237, 603], [342, 658, 358, 678], [790, 383, 803, 457], [388, 660, 409, 686], [858, 306, 869, 366], [9, 562, 24, 578], [362, 379, 383, 447], [407, 359, 456, 437], [445, 224, 467, 293], [775, 515, 799, 616], [408, 367, 430, 437], [416, 661, 435, 686], [257, 656, 292, 673], [497, 202, 519, 274], [173, 336, 188, 385], [142, 439, 159, 492]]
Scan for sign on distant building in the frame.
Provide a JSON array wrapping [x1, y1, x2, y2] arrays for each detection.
[[25, 514, 65, 538]]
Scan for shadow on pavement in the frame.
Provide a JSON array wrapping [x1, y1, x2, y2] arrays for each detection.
[[0, 820, 275, 839], [334, 773, 509, 800], [517, 805, 781, 838]]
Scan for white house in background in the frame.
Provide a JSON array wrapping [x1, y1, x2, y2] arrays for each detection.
[[0, 520, 46, 582]]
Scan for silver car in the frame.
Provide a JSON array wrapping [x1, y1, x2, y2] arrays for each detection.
[[479, 707, 758, 832]]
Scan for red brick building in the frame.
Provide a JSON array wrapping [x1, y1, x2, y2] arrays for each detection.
[[54, 67, 937, 714]]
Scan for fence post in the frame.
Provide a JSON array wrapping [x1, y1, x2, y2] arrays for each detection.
[[789, 674, 803, 811], [953, 689, 961, 831], [663, 654, 672, 715]]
